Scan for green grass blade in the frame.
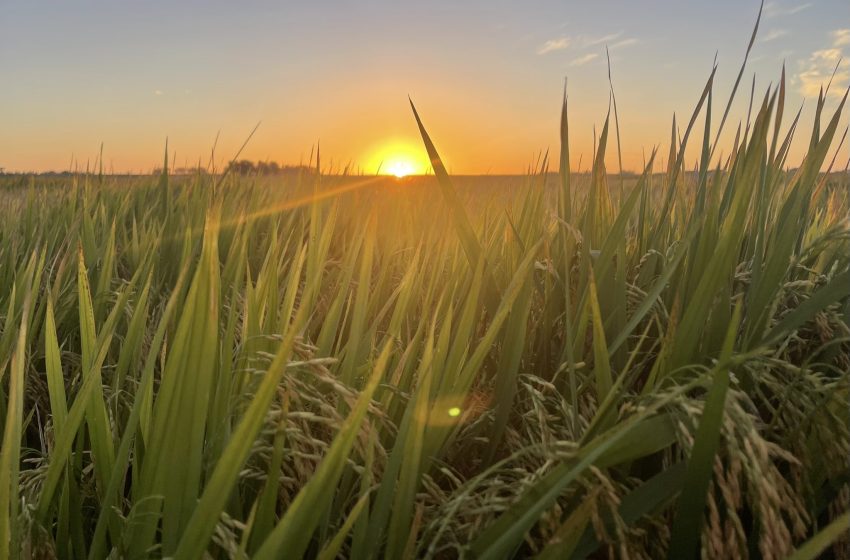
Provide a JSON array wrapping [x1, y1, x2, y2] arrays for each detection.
[[252, 342, 392, 560], [0, 296, 29, 559], [409, 99, 486, 276], [787, 512, 850, 560], [667, 301, 742, 558]]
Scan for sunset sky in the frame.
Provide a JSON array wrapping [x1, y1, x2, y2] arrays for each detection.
[[1, 0, 848, 174]]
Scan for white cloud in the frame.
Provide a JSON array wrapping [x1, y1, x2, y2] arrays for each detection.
[[833, 29, 850, 47], [761, 29, 788, 42], [797, 41, 849, 97], [570, 53, 599, 66], [796, 29, 850, 97], [764, 1, 812, 18], [537, 37, 570, 55]]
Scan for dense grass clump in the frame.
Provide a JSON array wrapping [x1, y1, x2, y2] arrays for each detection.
[[0, 68, 849, 557]]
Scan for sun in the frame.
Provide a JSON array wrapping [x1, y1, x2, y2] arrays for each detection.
[[365, 139, 429, 178], [385, 159, 416, 178]]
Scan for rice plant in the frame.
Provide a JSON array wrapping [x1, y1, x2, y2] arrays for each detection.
[[0, 38, 848, 560]]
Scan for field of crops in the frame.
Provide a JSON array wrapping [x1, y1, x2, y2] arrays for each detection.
[[0, 64, 849, 558]]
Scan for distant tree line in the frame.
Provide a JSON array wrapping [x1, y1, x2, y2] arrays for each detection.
[[223, 160, 316, 176], [147, 161, 316, 176]]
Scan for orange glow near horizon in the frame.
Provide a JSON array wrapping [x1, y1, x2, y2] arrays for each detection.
[[1, 3, 844, 175]]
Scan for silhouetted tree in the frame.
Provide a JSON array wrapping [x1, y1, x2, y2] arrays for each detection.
[[225, 160, 256, 175]]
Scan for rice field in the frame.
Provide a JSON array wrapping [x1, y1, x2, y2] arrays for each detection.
[[1, 59, 849, 559]]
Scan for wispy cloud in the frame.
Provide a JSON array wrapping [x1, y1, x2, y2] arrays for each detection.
[[797, 30, 849, 97], [537, 37, 570, 55], [761, 29, 787, 42], [570, 53, 599, 66], [610, 38, 639, 50], [154, 90, 164, 96], [537, 31, 638, 58], [764, 1, 812, 18], [586, 32, 622, 47]]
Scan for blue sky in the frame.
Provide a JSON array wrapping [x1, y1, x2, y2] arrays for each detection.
[[1, 0, 847, 173]]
